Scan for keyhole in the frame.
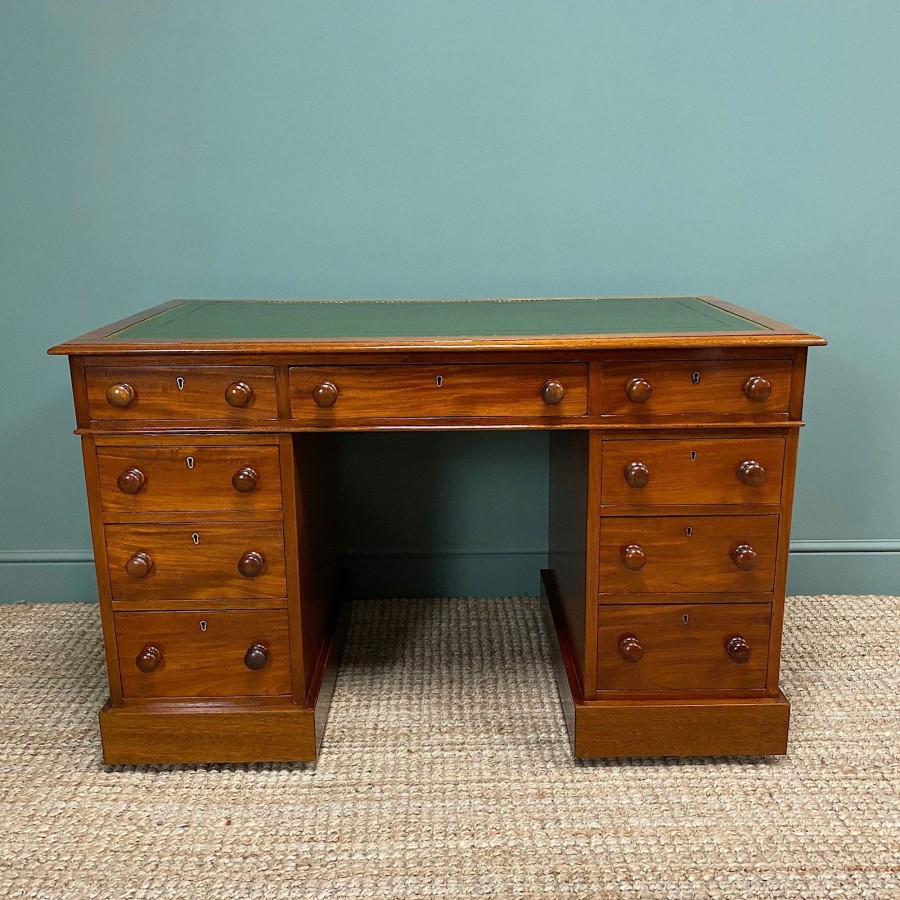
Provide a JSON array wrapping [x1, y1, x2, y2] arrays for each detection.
[[192, 532, 200, 545], [682, 614, 690, 625], [690, 450, 697, 462], [199, 620, 207, 632], [692, 371, 701, 385], [685, 526, 693, 538], [176, 376, 185, 391], [435, 375, 443, 387], [186, 456, 194, 469]]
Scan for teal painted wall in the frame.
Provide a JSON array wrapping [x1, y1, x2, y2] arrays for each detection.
[[2, 2, 898, 601]]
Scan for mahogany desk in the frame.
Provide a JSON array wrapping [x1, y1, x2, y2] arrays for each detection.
[[50, 297, 825, 764]]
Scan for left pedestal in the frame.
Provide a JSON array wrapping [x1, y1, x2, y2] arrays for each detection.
[[76, 381, 343, 765]]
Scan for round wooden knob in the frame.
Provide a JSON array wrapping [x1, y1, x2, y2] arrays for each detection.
[[106, 383, 135, 409], [225, 382, 253, 408], [116, 467, 146, 494], [625, 377, 652, 403], [244, 643, 269, 670], [624, 461, 651, 488], [231, 467, 259, 493], [726, 635, 751, 664], [743, 375, 772, 402], [125, 552, 154, 579], [618, 634, 644, 663], [238, 550, 265, 578], [312, 381, 338, 408], [731, 544, 759, 571], [738, 460, 766, 486], [540, 380, 565, 405], [621, 544, 647, 570], [135, 645, 162, 673]]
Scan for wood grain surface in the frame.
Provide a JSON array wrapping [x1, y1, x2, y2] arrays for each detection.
[[105, 521, 286, 601], [114, 609, 291, 698], [98, 702, 318, 764], [596, 602, 771, 692], [86, 366, 278, 421], [600, 436, 785, 507], [289, 363, 588, 421], [96, 443, 282, 516], [598, 514, 779, 593], [600, 358, 792, 417]]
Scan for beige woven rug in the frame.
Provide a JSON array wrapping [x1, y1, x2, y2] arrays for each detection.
[[0, 596, 897, 899]]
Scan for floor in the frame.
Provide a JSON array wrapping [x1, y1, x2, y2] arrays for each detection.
[[0, 595, 897, 899]]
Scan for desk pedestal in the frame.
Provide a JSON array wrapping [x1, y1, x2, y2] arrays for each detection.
[[542, 570, 790, 758]]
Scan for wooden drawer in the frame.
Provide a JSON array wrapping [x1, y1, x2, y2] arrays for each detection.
[[601, 437, 785, 507], [97, 443, 282, 516], [115, 609, 291, 698], [86, 366, 277, 421], [599, 515, 778, 593], [105, 522, 286, 601], [597, 603, 771, 692], [600, 358, 792, 417], [289, 363, 588, 421]]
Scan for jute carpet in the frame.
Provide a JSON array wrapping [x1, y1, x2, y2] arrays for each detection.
[[0, 595, 897, 899]]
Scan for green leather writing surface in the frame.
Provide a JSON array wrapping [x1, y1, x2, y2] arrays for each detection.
[[106, 297, 766, 341]]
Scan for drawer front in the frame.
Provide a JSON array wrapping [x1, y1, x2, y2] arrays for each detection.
[[599, 515, 779, 593], [289, 363, 588, 421], [106, 522, 286, 601], [116, 609, 291, 698], [597, 603, 771, 692], [601, 437, 785, 507], [97, 444, 282, 516], [86, 366, 277, 421], [600, 359, 792, 417]]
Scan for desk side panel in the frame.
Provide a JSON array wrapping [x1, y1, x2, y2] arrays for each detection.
[[548, 430, 590, 694], [285, 433, 342, 702]]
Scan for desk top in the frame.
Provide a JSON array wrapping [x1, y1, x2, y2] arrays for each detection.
[[50, 296, 825, 355]]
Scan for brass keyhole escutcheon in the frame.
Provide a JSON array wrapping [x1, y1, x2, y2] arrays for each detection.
[[685, 526, 693, 538], [192, 532, 200, 545], [176, 376, 185, 391], [199, 620, 207, 632], [186, 456, 195, 470], [435, 375, 443, 387], [682, 614, 690, 625], [692, 371, 701, 384], [690, 450, 697, 461]]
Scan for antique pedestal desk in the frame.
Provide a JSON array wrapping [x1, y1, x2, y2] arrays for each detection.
[[50, 297, 825, 765]]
